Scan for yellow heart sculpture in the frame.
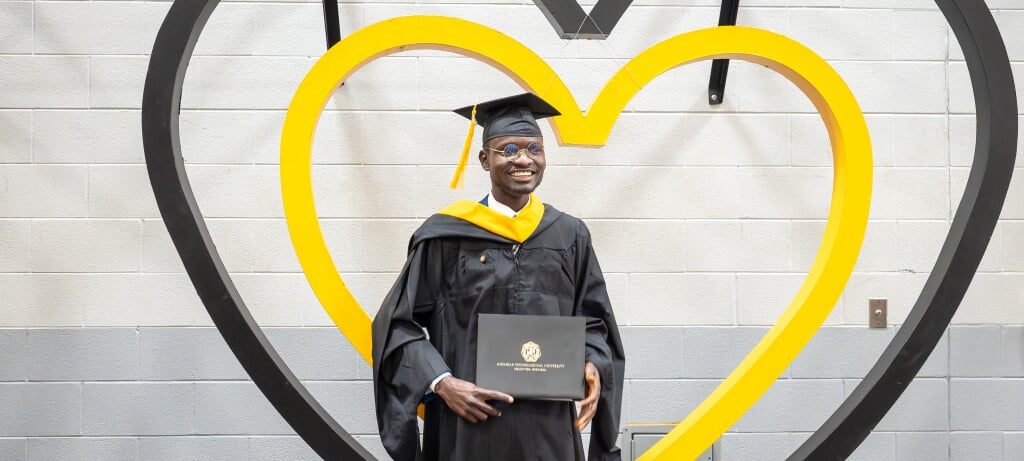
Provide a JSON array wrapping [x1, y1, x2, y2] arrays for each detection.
[[280, 15, 871, 460]]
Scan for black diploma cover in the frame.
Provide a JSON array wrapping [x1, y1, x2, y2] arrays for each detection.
[[475, 314, 585, 401]]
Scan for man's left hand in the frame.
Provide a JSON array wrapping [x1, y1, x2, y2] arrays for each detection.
[[575, 361, 600, 432]]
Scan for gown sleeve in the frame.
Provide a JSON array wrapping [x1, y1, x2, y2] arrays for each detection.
[[573, 222, 626, 461], [372, 238, 450, 461]]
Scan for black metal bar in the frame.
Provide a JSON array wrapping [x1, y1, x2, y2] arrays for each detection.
[[141, 0, 374, 458], [788, 0, 1017, 458], [708, 0, 740, 105], [532, 0, 633, 39], [587, 0, 634, 38], [322, 0, 341, 49]]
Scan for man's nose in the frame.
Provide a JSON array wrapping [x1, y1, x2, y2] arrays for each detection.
[[511, 152, 533, 166]]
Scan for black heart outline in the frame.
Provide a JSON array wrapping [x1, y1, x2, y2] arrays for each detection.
[[141, 0, 372, 458], [532, 0, 632, 39], [140, 1, 1017, 459], [790, 1, 1017, 458]]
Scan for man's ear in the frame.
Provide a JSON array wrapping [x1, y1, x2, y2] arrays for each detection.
[[479, 149, 489, 171]]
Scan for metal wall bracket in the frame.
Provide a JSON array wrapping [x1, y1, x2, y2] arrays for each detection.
[[322, 0, 341, 49], [322, 0, 345, 85], [708, 0, 740, 105]]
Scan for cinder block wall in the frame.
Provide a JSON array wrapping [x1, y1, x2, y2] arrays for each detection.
[[1, 0, 1023, 459]]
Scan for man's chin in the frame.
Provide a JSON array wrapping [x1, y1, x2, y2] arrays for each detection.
[[510, 183, 540, 196]]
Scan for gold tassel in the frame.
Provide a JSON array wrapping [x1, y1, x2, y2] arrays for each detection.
[[450, 105, 477, 190]]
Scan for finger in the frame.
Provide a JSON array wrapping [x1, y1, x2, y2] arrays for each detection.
[[577, 409, 593, 432], [581, 380, 600, 403], [466, 405, 489, 422], [579, 382, 600, 407], [479, 388, 515, 403], [474, 400, 502, 417], [576, 403, 596, 431], [459, 408, 479, 424]]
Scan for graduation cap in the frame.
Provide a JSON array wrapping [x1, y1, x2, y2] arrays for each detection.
[[449, 93, 561, 189]]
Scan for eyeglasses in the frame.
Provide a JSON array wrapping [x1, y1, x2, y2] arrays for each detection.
[[485, 142, 545, 160]]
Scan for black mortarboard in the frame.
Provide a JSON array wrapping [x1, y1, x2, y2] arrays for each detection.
[[449, 93, 561, 189], [454, 93, 561, 142]]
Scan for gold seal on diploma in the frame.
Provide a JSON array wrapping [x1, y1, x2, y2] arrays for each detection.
[[521, 341, 541, 363]]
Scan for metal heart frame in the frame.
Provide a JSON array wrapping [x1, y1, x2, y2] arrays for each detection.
[[280, 18, 873, 460], [141, 0, 1016, 459]]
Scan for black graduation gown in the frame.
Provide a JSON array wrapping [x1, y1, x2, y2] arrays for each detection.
[[372, 202, 625, 461]]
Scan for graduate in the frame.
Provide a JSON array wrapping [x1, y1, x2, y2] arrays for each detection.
[[371, 93, 625, 461]]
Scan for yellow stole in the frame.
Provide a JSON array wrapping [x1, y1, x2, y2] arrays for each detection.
[[438, 194, 545, 243]]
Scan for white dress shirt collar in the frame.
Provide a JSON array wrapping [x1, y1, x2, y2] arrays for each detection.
[[486, 192, 529, 218]]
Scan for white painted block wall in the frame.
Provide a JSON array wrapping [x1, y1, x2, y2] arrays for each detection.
[[1, 1, 1023, 459]]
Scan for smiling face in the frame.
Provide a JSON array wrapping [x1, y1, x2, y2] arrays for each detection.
[[479, 135, 546, 211]]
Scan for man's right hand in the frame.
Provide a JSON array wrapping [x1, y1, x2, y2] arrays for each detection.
[[434, 375, 514, 423]]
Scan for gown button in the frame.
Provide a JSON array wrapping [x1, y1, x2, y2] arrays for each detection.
[[480, 255, 487, 263]]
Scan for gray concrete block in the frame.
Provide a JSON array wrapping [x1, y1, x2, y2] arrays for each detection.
[[1001, 326, 1024, 377], [193, 382, 291, 435], [1004, 432, 1024, 461], [847, 431, 895, 461], [950, 379, 1024, 432], [791, 327, 892, 378], [305, 381, 378, 435], [263, 328, 361, 381], [896, 432, 949, 461], [950, 326, 1001, 377], [139, 328, 246, 381], [355, 358, 374, 380], [0, 383, 81, 436], [83, 383, 193, 436], [720, 433, 792, 461], [619, 380, 631, 427], [951, 379, 1024, 431], [28, 437, 137, 460], [735, 379, 844, 432], [788, 432, 811, 452], [248, 436, 319, 461], [870, 378, 948, 431], [353, 435, 390, 461], [619, 327, 684, 379], [27, 328, 138, 381], [951, 432, 1002, 461], [139, 436, 248, 461], [681, 327, 769, 379], [0, 330, 27, 381], [626, 380, 719, 424], [0, 438, 26, 461], [918, 328, 949, 378]]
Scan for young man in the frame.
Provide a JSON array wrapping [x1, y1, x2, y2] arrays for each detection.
[[372, 93, 625, 461]]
